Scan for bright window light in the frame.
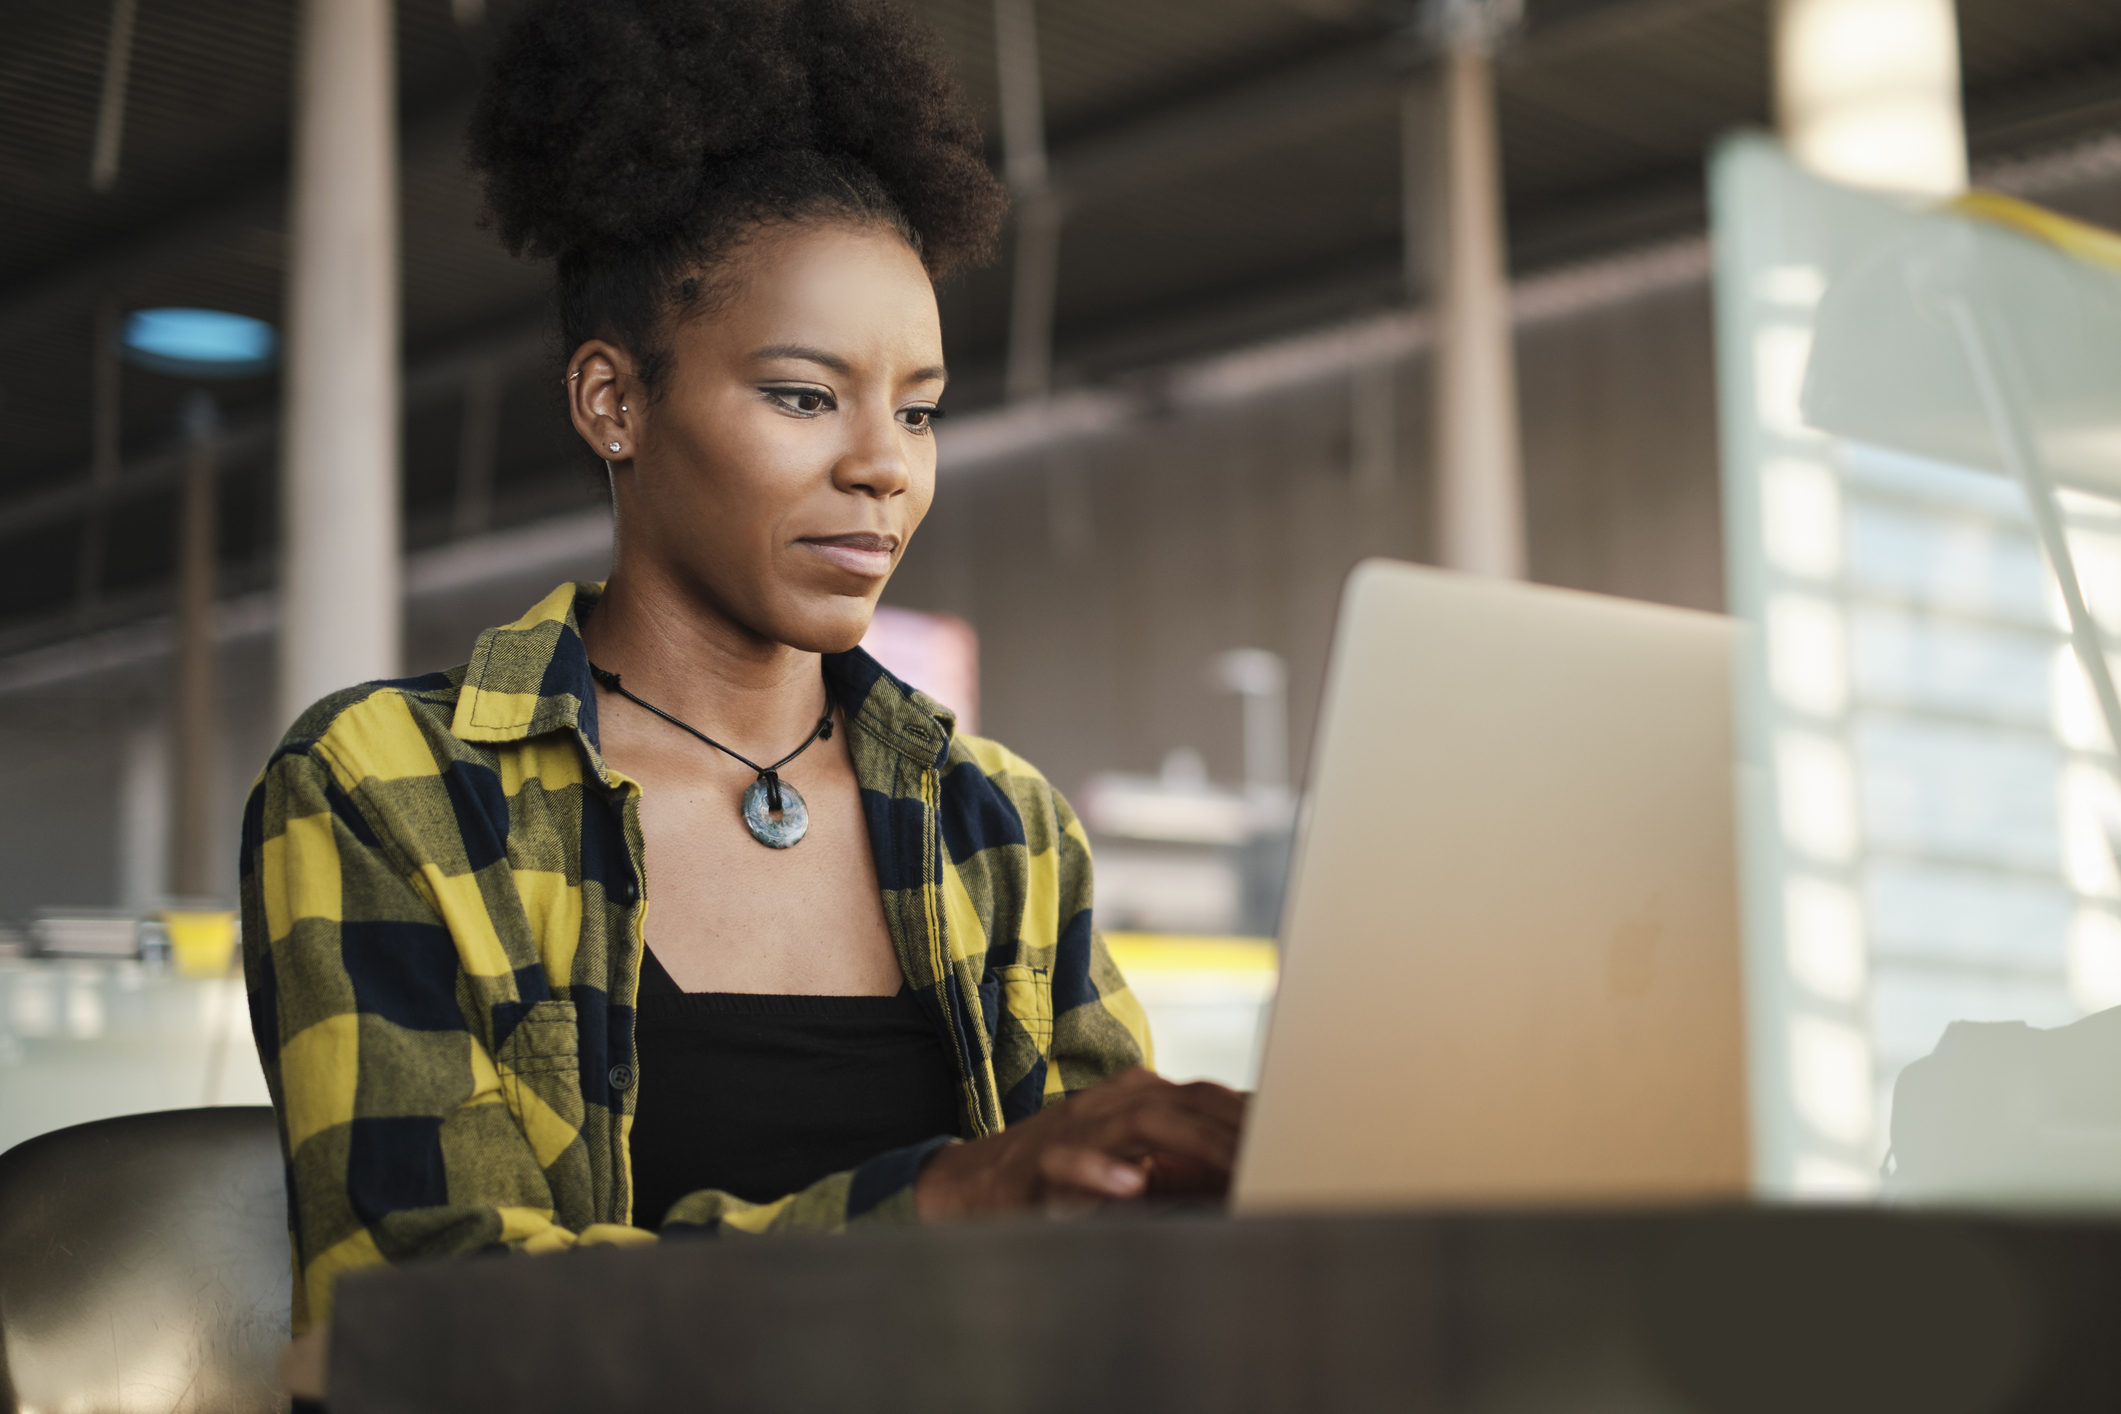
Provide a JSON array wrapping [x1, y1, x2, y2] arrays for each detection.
[[1761, 458, 1842, 579], [2067, 907, 2121, 1013], [1768, 593, 1850, 717], [2058, 762, 2121, 898], [2050, 645, 2114, 753], [1775, 0, 1967, 197], [1776, 730, 1860, 863], [1790, 1014, 1874, 1144], [1755, 264, 1827, 309], [1786, 876, 1867, 1003], [1792, 1153, 1876, 1197], [2064, 528, 2121, 635], [1754, 326, 1818, 439]]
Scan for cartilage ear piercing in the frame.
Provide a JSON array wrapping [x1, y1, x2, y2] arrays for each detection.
[[608, 441, 622, 453]]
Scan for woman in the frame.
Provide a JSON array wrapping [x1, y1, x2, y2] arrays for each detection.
[[241, 0, 1245, 1335]]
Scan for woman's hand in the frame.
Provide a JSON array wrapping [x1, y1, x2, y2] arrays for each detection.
[[916, 1068, 1247, 1219]]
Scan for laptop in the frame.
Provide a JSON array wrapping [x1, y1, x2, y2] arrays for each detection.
[[1231, 559, 1750, 1212]]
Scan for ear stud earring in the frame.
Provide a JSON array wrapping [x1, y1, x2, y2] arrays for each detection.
[[607, 441, 622, 453]]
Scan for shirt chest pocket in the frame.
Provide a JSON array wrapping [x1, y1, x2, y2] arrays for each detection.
[[497, 1002, 579, 1075], [493, 1000, 587, 1158], [990, 963, 1053, 1054]]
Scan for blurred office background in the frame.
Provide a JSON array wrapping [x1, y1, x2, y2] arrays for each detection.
[[2, 0, 2120, 1175]]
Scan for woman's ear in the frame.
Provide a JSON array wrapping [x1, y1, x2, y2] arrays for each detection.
[[566, 341, 639, 463]]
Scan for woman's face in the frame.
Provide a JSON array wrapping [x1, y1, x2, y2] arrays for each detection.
[[570, 222, 945, 654]]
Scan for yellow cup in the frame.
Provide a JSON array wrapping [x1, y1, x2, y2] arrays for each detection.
[[164, 910, 238, 977]]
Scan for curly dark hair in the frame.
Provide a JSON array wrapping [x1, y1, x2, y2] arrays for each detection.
[[466, 0, 1006, 390]]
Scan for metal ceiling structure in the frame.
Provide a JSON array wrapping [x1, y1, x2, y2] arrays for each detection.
[[0, 0, 2118, 648]]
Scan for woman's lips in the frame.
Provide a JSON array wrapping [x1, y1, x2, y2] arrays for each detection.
[[800, 534, 896, 578]]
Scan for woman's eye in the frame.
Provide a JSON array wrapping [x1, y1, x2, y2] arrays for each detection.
[[898, 405, 941, 432], [766, 387, 834, 415]]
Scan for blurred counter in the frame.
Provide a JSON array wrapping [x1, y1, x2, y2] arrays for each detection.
[[0, 958, 270, 1154], [325, 1204, 2121, 1413], [1104, 932, 1276, 1089]]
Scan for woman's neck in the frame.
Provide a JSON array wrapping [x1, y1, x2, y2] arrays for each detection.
[[580, 568, 833, 762]]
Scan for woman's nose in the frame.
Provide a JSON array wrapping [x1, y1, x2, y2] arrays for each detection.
[[831, 406, 914, 499]]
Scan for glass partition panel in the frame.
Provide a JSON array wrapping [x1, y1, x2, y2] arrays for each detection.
[[1712, 135, 2121, 1205]]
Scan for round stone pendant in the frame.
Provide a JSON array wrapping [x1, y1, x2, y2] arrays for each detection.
[[741, 776, 809, 849]]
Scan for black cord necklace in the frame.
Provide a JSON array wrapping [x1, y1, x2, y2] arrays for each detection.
[[589, 664, 834, 849]]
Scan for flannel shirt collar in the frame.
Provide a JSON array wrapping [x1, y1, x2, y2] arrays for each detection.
[[450, 580, 956, 773]]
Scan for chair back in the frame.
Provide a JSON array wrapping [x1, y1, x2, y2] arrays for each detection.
[[0, 1107, 290, 1414]]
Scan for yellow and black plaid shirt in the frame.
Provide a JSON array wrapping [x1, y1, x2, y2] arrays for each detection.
[[240, 581, 1151, 1331]]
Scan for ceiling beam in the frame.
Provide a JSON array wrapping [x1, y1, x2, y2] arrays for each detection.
[[0, 311, 550, 543], [1049, 43, 1410, 206], [0, 186, 284, 353], [1966, 51, 2121, 156], [0, 0, 2105, 540], [1506, 0, 1756, 67], [0, 504, 614, 697], [0, 100, 474, 349], [0, 0, 1752, 350], [1046, 0, 1757, 208]]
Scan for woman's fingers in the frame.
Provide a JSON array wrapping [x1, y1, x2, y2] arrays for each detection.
[[1064, 1073, 1246, 1172], [917, 1072, 1251, 1220], [1143, 1152, 1232, 1198], [1063, 1091, 1240, 1172], [1169, 1079, 1250, 1128], [1083, 1070, 1247, 1131], [1116, 1097, 1242, 1171], [1038, 1143, 1147, 1199]]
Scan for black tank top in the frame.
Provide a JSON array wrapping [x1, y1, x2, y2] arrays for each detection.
[[626, 946, 962, 1227]]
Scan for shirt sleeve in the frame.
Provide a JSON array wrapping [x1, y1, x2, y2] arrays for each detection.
[[239, 741, 650, 1335], [655, 1134, 957, 1234], [1043, 786, 1154, 1101]]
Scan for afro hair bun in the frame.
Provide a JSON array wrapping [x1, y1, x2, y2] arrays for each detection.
[[466, 0, 1006, 278]]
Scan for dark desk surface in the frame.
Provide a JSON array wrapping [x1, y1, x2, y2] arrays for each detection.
[[328, 1205, 2121, 1413]]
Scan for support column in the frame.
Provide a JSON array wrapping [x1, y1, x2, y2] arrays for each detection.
[[1429, 0, 1525, 580], [994, 0, 1059, 404], [1005, 195, 1062, 404], [1774, 0, 1966, 197], [279, 0, 401, 728], [89, 0, 137, 193], [171, 391, 219, 900]]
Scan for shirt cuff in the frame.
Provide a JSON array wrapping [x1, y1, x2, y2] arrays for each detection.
[[847, 1134, 960, 1223]]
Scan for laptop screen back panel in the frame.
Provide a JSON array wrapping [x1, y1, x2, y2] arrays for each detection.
[[1233, 560, 1749, 1213]]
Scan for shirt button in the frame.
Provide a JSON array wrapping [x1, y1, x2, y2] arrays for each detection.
[[608, 1064, 635, 1092], [617, 877, 639, 904]]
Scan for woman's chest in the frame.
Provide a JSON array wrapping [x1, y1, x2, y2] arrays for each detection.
[[619, 743, 904, 996]]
